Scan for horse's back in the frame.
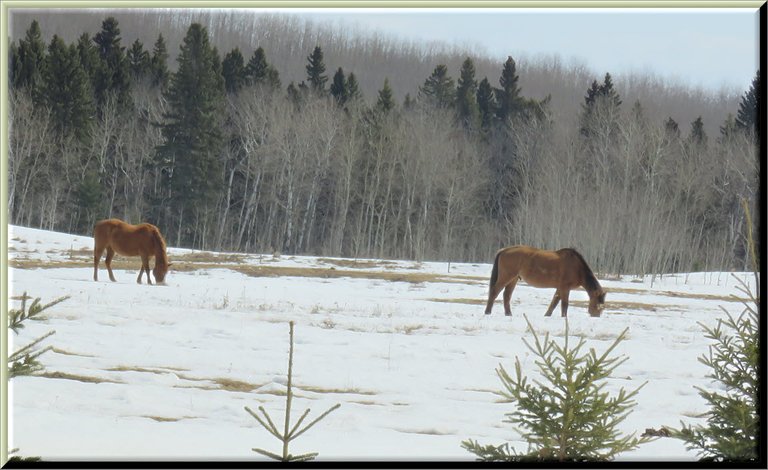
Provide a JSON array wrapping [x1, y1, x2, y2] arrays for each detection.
[[94, 218, 158, 256], [497, 245, 577, 288]]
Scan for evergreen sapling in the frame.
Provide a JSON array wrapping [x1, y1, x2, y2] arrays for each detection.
[[463, 315, 652, 461]]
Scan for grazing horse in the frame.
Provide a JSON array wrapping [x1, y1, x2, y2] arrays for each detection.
[[93, 218, 170, 284], [484, 245, 606, 317]]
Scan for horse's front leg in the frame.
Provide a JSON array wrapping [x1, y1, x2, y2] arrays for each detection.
[[137, 256, 153, 284], [544, 290, 561, 316]]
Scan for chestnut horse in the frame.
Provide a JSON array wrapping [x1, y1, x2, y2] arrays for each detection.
[[484, 245, 606, 317], [93, 218, 170, 284]]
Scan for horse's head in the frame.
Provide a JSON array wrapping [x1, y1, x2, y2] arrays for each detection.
[[153, 262, 170, 284], [588, 289, 607, 317]]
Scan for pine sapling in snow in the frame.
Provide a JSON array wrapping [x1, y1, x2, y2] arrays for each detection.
[[462, 315, 652, 461], [8, 292, 69, 379], [245, 321, 340, 462], [669, 202, 760, 462]]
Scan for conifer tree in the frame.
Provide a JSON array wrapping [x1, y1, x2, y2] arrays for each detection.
[[42, 35, 94, 142], [76, 172, 105, 231], [330, 67, 348, 104], [719, 113, 738, 143], [670, 204, 759, 462], [579, 73, 622, 139], [735, 70, 759, 140], [9, 293, 69, 379], [9, 42, 20, 85], [14, 20, 46, 101], [305, 46, 328, 93], [477, 77, 497, 129], [688, 116, 708, 148], [245, 46, 280, 90], [456, 57, 480, 129], [495, 56, 522, 122], [287, 81, 304, 108], [246, 47, 269, 83], [663, 116, 680, 140], [222, 47, 246, 94], [376, 78, 395, 113], [463, 316, 651, 462], [403, 93, 415, 111], [127, 39, 150, 82], [157, 23, 225, 238], [149, 34, 169, 89], [346, 72, 362, 103], [93, 17, 131, 109], [76, 33, 100, 85], [245, 322, 340, 462], [419, 64, 455, 109]]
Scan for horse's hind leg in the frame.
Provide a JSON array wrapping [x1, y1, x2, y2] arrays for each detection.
[[105, 247, 117, 282], [544, 290, 561, 317], [485, 275, 509, 314], [560, 289, 570, 317], [502, 277, 519, 316]]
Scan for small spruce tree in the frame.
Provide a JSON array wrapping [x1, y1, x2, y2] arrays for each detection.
[[463, 315, 651, 462], [376, 78, 395, 113], [245, 321, 340, 462], [9, 292, 69, 378], [670, 200, 759, 463], [305, 46, 328, 94]]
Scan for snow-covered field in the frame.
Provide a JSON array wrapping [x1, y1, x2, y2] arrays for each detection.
[[7, 225, 755, 462]]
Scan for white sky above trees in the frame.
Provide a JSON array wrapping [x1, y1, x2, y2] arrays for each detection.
[[287, 7, 759, 94]]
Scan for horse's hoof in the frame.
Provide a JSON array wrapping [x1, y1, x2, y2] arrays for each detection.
[[504, 312, 512, 316]]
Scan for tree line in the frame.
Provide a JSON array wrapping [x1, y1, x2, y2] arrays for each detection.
[[8, 17, 760, 274]]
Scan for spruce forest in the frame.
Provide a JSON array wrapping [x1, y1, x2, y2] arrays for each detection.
[[7, 11, 761, 275]]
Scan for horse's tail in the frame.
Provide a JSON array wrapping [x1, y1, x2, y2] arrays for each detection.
[[489, 249, 502, 288]]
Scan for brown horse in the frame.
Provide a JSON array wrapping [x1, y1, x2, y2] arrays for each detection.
[[93, 218, 170, 284], [484, 245, 606, 317]]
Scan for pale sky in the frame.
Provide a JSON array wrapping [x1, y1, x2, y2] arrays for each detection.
[[288, 7, 760, 93]]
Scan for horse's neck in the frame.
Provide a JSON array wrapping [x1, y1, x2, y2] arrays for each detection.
[[582, 271, 602, 296], [153, 236, 168, 266]]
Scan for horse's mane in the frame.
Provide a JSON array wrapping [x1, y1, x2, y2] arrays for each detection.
[[560, 248, 601, 293], [151, 226, 169, 267]]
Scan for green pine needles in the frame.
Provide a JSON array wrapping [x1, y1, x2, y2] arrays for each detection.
[[671, 283, 759, 462], [8, 292, 69, 378], [245, 321, 340, 462], [463, 315, 651, 462], [670, 201, 760, 462]]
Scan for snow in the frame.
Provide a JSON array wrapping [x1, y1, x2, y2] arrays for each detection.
[[7, 224, 756, 462]]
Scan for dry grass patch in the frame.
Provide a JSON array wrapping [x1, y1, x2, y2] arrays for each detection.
[[171, 251, 247, 264], [395, 428, 454, 436], [51, 347, 95, 357], [660, 290, 748, 303], [298, 384, 377, 396], [108, 365, 174, 375], [212, 377, 262, 392], [318, 258, 397, 269], [143, 416, 182, 422], [234, 264, 479, 285], [36, 371, 123, 384], [427, 297, 484, 305], [9, 259, 85, 269]]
